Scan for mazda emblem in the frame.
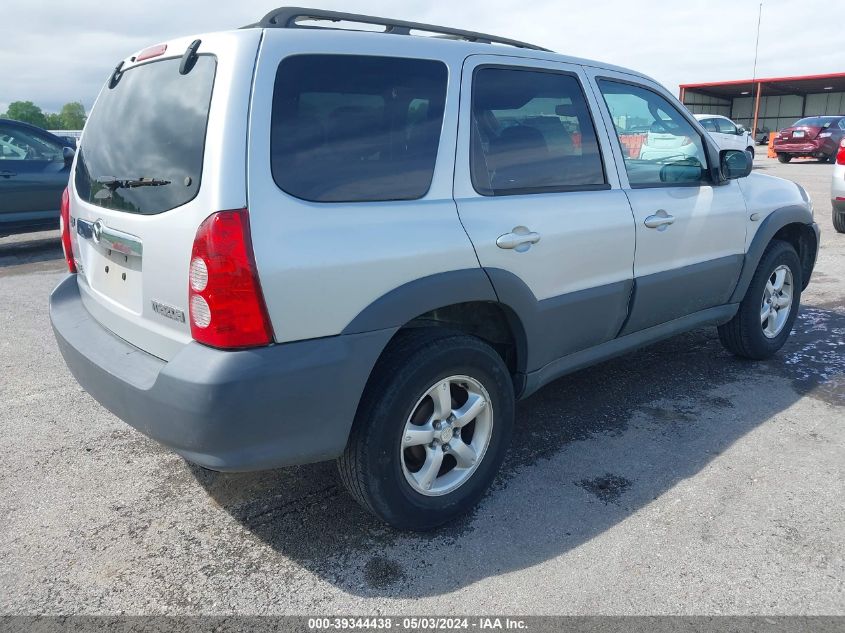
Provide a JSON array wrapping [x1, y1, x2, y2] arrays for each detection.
[[92, 219, 104, 244]]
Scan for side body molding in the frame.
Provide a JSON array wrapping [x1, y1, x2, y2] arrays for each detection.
[[341, 266, 633, 379], [729, 205, 819, 303], [484, 268, 633, 372]]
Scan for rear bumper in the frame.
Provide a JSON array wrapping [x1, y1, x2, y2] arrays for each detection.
[[773, 139, 836, 156], [50, 275, 394, 471]]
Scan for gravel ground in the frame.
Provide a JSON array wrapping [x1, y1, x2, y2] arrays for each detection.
[[1, 156, 843, 615]]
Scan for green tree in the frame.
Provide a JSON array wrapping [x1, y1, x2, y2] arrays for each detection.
[[59, 102, 86, 129], [3, 101, 47, 128], [45, 112, 64, 129]]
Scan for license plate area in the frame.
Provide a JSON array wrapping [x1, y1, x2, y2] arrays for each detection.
[[793, 130, 805, 138], [75, 218, 143, 314]]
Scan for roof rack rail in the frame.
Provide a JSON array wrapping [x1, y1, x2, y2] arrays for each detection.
[[245, 7, 551, 52]]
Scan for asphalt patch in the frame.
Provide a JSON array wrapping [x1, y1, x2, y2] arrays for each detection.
[[575, 473, 633, 504], [363, 556, 405, 589]]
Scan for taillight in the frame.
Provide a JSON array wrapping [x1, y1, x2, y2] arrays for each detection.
[[188, 209, 274, 349], [837, 138, 845, 165], [60, 187, 76, 273]]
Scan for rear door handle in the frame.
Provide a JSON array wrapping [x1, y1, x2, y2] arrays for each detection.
[[644, 209, 675, 231], [496, 226, 541, 252], [0, 171, 16, 178]]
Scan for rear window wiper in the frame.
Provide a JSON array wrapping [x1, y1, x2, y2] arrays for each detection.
[[96, 176, 172, 190]]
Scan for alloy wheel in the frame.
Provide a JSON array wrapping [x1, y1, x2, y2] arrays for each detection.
[[400, 375, 493, 496], [760, 264, 794, 338]]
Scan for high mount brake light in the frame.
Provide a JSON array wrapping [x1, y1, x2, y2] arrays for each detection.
[[188, 209, 274, 349], [135, 44, 167, 62]]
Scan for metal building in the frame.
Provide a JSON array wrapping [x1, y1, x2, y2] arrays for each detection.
[[680, 72, 845, 136]]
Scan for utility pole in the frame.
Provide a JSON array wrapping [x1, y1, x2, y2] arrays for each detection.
[[751, 1, 763, 140]]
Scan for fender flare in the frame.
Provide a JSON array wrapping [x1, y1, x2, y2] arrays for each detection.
[[729, 205, 818, 303], [341, 268, 498, 335]]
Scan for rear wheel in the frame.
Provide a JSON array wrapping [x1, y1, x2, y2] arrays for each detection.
[[718, 240, 802, 359], [827, 152, 838, 164], [777, 153, 792, 163], [338, 330, 515, 530], [834, 208, 845, 234]]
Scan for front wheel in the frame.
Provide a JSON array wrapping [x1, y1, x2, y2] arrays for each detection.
[[718, 240, 802, 359], [777, 153, 792, 163], [746, 146, 755, 159], [338, 330, 515, 530]]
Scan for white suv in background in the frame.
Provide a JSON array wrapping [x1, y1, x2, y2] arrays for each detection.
[[51, 8, 819, 530], [833, 138, 845, 233], [695, 114, 756, 156]]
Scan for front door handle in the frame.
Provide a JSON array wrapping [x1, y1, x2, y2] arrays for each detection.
[[644, 209, 675, 231], [0, 171, 16, 178], [496, 226, 541, 252]]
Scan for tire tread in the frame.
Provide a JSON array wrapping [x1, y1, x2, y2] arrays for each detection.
[[718, 239, 801, 359], [338, 329, 508, 528]]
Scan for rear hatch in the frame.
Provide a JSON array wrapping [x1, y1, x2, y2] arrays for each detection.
[[67, 30, 261, 361], [778, 117, 832, 143]]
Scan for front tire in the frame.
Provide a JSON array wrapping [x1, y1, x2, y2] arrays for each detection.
[[777, 153, 792, 163], [746, 146, 755, 159], [718, 240, 802, 359], [338, 330, 515, 530]]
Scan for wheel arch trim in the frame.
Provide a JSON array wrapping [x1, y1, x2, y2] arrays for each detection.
[[730, 205, 819, 303]]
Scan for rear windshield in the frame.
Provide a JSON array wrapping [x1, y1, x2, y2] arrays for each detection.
[[74, 55, 216, 215], [270, 55, 448, 202], [793, 117, 836, 128]]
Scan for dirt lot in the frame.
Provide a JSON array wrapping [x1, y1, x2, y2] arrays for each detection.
[[1, 156, 843, 615]]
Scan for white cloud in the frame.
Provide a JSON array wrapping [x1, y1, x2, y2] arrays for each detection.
[[1, 0, 841, 114]]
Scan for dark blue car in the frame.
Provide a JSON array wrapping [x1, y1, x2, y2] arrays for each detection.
[[0, 119, 74, 236]]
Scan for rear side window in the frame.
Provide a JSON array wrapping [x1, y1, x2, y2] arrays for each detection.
[[271, 55, 448, 203], [699, 118, 718, 132], [75, 56, 217, 215], [470, 67, 606, 196]]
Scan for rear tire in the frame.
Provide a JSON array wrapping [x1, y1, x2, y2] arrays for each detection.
[[338, 329, 515, 530], [718, 240, 802, 360], [777, 153, 792, 163], [834, 208, 845, 234]]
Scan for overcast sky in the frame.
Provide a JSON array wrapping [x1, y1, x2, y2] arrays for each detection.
[[2, 0, 842, 115]]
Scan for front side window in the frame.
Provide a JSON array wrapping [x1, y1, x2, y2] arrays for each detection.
[[715, 118, 738, 135], [700, 118, 719, 133], [470, 67, 606, 196], [598, 79, 709, 187], [271, 55, 448, 203], [0, 125, 63, 161]]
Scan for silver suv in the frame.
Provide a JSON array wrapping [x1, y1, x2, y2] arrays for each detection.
[[51, 8, 819, 530]]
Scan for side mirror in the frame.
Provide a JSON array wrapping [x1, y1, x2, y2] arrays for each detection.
[[720, 149, 752, 180], [736, 125, 746, 135], [62, 146, 75, 165]]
